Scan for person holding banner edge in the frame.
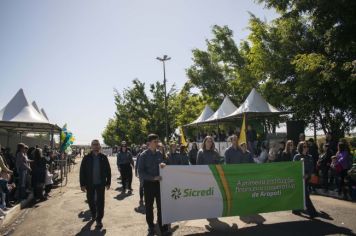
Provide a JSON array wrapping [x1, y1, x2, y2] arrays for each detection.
[[293, 141, 318, 218], [138, 134, 169, 236]]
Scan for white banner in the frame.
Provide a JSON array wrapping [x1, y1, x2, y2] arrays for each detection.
[[160, 165, 223, 224]]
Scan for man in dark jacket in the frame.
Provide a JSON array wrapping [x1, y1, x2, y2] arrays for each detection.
[[80, 139, 111, 229]]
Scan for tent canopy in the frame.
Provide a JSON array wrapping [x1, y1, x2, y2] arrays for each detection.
[[32, 101, 49, 121], [222, 88, 289, 120], [184, 105, 214, 126], [0, 89, 61, 132], [203, 96, 238, 123]]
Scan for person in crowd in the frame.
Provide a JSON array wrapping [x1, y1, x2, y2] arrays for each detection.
[[117, 141, 134, 194], [219, 130, 226, 142], [80, 139, 111, 229], [157, 142, 168, 160], [188, 142, 198, 165], [239, 142, 255, 163], [211, 131, 218, 141], [2, 147, 15, 172], [280, 140, 296, 162], [254, 141, 268, 164], [224, 135, 243, 164], [299, 133, 306, 142], [317, 143, 332, 192], [196, 136, 220, 165], [247, 125, 257, 154], [331, 141, 352, 198], [15, 143, 32, 200], [32, 148, 47, 201], [308, 138, 319, 173], [138, 134, 168, 236], [0, 148, 13, 210], [275, 141, 286, 162], [179, 145, 190, 165], [293, 141, 318, 218], [266, 143, 279, 162], [167, 142, 181, 165], [135, 144, 147, 206], [325, 132, 338, 155], [44, 164, 53, 198]]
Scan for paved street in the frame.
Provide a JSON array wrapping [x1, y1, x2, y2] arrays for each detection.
[[2, 156, 356, 236]]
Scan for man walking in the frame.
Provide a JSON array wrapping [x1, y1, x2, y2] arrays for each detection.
[[138, 134, 168, 236], [117, 141, 134, 194], [80, 139, 111, 229]]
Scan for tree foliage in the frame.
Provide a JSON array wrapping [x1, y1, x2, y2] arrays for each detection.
[[186, 1, 356, 138], [102, 79, 205, 146], [104, 0, 355, 145]]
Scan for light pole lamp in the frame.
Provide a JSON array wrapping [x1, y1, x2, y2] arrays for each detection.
[[156, 55, 171, 143]]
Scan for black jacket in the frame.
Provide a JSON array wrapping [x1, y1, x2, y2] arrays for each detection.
[[80, 152, 111, 187]]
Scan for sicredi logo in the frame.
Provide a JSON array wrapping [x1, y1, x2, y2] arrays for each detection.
[[171, 187, 214, 200]]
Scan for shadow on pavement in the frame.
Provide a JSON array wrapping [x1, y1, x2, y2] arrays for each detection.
[[239, 214, 266, 225], [78, 210, 92, 222], [187, 219, 355, 236], [75, 220, 107, 236], [205, 218, 238, 234]]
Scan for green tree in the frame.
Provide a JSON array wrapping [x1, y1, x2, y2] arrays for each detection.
[[186, 1, 356, 138], [102, 118, 119, 147]]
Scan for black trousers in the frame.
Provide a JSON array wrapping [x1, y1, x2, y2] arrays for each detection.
[[120, 163, 133, 190], [144, 181, 166, 231], [293, 182, 317, 217], [86, 185, 105, 222], [305, 183, 317, 216]]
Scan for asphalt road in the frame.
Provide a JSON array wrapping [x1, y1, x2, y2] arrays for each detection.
[[2, 156, 356, 236]]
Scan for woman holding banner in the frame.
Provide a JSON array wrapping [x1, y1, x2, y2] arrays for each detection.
[[196, 136, 221, 165], [293, 141, 318, 218]]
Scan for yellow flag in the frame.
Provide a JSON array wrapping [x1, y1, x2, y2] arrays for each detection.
[[179, 126, 188, 146], [238, 114, 247, 145]]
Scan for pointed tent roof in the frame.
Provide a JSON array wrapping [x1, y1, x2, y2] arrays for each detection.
[[0, 89, 48, 123], [0, 89, 61, 132], [185, 105, 214, 126], [32, 101, 49, 121], [40, 108, 49, 121], [223, 88, 289, 119], [203, 96, 238, 123], [32, 101, 41, 113]]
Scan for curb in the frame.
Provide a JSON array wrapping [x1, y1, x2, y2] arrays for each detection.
[[0, 192, 34, 227]]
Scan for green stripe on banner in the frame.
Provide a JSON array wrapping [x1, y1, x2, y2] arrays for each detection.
[[209, 165, 228, 216], [161, 161, 304, 224]]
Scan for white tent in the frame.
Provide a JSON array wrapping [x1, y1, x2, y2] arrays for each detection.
[[0, 89, 48, 123], [185, 105, 214, 126], [223, 88, 288, 119], [203, 96, 238, 123], [32, 101, 49, 121], [0, 89, 60, 132], [40, 108, 49, 121]]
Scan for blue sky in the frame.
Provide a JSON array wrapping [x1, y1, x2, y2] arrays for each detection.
[[0, 0, 278, 144]]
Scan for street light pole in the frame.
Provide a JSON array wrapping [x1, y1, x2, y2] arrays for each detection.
[[156, 55, 171, 143]]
